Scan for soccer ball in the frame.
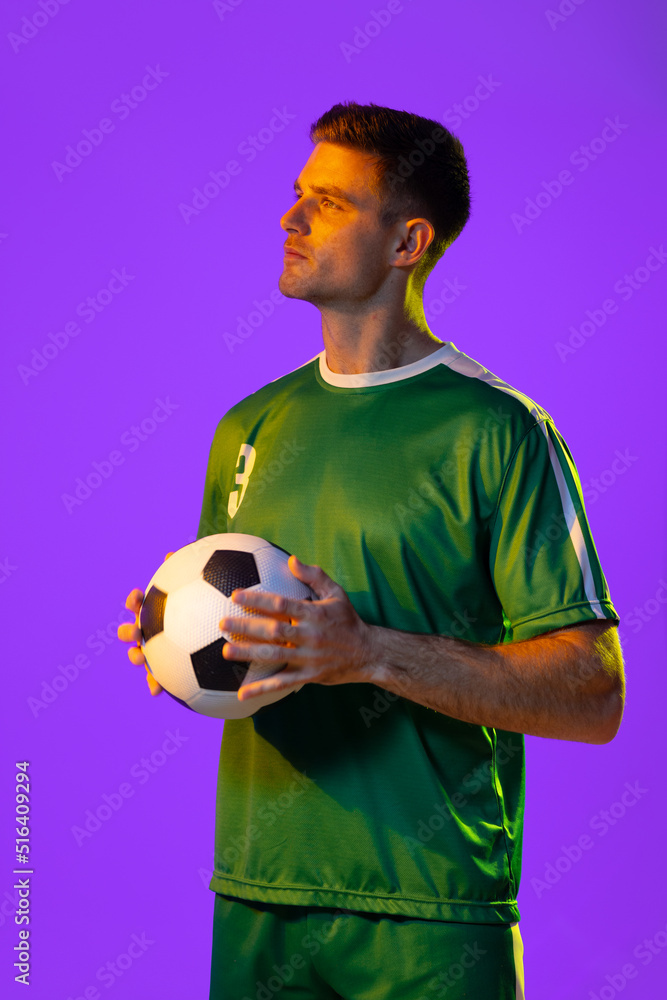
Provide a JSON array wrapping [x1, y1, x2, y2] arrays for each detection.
[[139, 533, 314, 719]]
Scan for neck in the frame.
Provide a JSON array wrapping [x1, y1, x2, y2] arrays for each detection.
[[318, 290, 444, 375]]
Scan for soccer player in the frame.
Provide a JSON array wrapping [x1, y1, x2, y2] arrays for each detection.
[[119, 102, 625, 999]]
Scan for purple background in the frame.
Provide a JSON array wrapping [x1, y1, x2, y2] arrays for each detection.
[[2, 0, 666, 996]]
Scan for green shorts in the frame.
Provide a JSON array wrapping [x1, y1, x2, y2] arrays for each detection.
[[209, 893, 525, 999]]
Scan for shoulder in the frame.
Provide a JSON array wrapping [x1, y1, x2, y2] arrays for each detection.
[[210, 351, 321, 434], [424, 343, 558, 475], [438, 342, 554, 430]]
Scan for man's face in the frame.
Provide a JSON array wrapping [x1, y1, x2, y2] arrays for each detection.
[[279, 142, 397, 304]]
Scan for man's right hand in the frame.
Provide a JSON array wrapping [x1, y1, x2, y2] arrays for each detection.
[[117, 552, 174, 696]]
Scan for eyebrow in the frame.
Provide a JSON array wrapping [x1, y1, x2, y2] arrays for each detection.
[[293, 179, 357, 206]]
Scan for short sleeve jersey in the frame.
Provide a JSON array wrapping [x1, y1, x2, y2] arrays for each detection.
[[196, 340, 620, 924]]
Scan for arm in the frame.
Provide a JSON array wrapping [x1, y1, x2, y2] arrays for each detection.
[[365, 617, 625, 744], [225, 559, 625, 746]]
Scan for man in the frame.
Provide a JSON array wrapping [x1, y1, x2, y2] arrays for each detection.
[[119, 102, 624, 999]]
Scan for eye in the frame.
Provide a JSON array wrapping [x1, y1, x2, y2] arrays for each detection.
[[291, 192, 340, 209]]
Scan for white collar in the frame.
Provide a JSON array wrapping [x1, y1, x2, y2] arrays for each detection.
[[318, 341, 460, 388]]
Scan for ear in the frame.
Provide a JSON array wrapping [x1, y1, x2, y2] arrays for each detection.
[[391, 217, 435, 269]]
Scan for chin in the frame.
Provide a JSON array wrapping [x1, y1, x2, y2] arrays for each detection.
[[278, 272, 316, 301]]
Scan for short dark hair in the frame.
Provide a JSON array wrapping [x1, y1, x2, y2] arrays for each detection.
[[309, 101, 471, 282]]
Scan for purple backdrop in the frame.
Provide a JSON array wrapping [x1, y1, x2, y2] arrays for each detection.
[[3, 0, 666, 997]]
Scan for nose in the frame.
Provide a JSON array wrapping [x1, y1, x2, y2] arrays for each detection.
[[280, 199, 308, 234]]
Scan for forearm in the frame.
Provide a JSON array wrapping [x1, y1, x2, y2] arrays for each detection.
[[363, 620, 624, 744]]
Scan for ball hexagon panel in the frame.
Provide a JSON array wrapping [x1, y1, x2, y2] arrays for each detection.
[[189, 681, 303, 720], [163, 578, 228, 652], [253, 547, 315, 600], [241, 657, 293, 684], [146, 541, 218, 593], [142, 631, 200, 701], [140, 586, 167, 642], [203, 549, 260, 597], [191, 636, 249, 691]]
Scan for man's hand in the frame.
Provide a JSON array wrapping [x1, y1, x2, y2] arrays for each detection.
[[220, 555, 375, 702], [117, 552, 175, 696]]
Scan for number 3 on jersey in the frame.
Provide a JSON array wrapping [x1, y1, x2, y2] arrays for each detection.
[[228, 443, 256, 519]]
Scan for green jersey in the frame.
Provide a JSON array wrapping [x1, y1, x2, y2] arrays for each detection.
[[196, 340, 619, 924]]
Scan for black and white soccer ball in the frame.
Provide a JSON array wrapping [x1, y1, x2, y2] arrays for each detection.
[[139, 533, 314, 719]]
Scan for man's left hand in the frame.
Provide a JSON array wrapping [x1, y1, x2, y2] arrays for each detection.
[[219, 555, 375, 701]]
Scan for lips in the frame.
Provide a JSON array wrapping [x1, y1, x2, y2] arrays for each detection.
[[284, 246, 307, 258]]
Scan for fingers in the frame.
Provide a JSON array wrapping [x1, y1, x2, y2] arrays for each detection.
[[146, 670, 163, 696], [125, 588, 144, 613], [127, 644, 146, 667], [119, 557, 174, 696], [221, 615, 297, 645], [122, 618, 163, 696], [117, 622, 141, 643]]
